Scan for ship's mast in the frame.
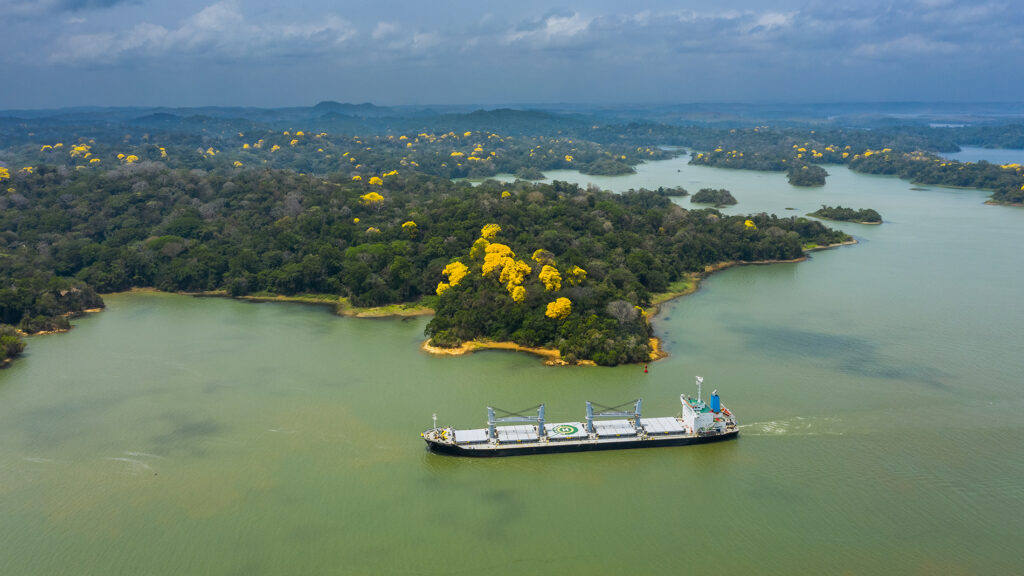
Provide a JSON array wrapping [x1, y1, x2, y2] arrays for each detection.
[[696, 376, 704, 403]]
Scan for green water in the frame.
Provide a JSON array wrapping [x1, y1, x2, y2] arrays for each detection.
[[2, 160, 1023, 575]]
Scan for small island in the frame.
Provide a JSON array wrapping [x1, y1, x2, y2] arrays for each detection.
[[788, 164, 829, 186], [514, 166, 545, 180], [628, 186, 689, 197], [690, 188, 737, 206], [809, 205, 883, 224]]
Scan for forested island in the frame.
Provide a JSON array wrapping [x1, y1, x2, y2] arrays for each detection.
[[810, 206, 883, 224], [788, 164, 828, 187], [691, 188, 737, 206], [2, 103, 1021, 365]]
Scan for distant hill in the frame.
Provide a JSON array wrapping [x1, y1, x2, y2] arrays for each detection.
[[312, 101, 395, 117]]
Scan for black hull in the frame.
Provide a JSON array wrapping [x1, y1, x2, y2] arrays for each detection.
[[424, 429, 738, 457]]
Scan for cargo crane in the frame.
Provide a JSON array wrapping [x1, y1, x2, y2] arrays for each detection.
[[487, 404, 545, 439], [585, 399, 644, 435]]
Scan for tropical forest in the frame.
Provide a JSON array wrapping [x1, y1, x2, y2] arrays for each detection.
[[1, 104, 1023, 365]]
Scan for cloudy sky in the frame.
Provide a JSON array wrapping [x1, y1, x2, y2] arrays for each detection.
[[1, 0, 1021, 109]]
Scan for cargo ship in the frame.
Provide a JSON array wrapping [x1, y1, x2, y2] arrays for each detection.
[[422, 377, 738, 457]]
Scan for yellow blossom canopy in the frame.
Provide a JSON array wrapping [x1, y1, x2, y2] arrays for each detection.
[[469, 238, 490, 260], [481, 243, 514, 276], [538, 265, 562, 291], [360, 191, 385, 205], [368, 176, 384, 186], [499, 259, 531, 291], [545, 297, 572, 320], [531, 249, 555, 265], [510, 285, 526, 303], [480, 223, 502, 240], [442, 261, 470, 287], [566, 265, 587, 286]]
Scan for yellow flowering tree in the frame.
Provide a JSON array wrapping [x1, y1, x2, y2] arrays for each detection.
[[360, 191, 384, 205], [482, 243, 514, 276], [538, 265, 561, 291], [545, 297, 572, 320], [469, 237, 490, 260], [498, 259, 531, 291], [480, 223, 501, 240], [510, 285, 526, 303], [531, 249, 555, 265], [565, 265, 587, 286], [368, 176, 384, 186]]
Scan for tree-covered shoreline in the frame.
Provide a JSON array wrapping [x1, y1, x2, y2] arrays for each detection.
[[6, 106, 1022, 365], [0, 162, 848, 365]]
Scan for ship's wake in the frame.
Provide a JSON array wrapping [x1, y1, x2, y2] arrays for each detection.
[[739, 416, 844, 436]]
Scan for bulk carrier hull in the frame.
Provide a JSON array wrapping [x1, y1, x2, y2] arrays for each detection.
[[424, 428, 738, 457]]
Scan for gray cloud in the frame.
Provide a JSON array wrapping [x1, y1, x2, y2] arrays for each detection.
[[0, 0, 138, 18], [49, 1, 357, 65], [2, 0, 1022, 107]]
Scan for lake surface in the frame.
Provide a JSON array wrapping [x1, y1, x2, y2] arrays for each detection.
[[2, 159, 1023, 575], [942, 145, 1024, 165]]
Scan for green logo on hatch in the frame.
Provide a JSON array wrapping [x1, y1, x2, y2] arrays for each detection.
[[551, 424, 578, 435]]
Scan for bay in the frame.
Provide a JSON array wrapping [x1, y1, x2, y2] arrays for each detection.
[[941, 145, 1024, 165], [1, 160, 1022, 575]]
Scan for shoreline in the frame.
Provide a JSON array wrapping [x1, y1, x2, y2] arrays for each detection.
[[95, 238, 857, 367], [808, 214, 883, 225], [420, 339, 590, 365], [16, 307, 106, 338], [421, 237, 857, 365], [109, 288, 436, 319]]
